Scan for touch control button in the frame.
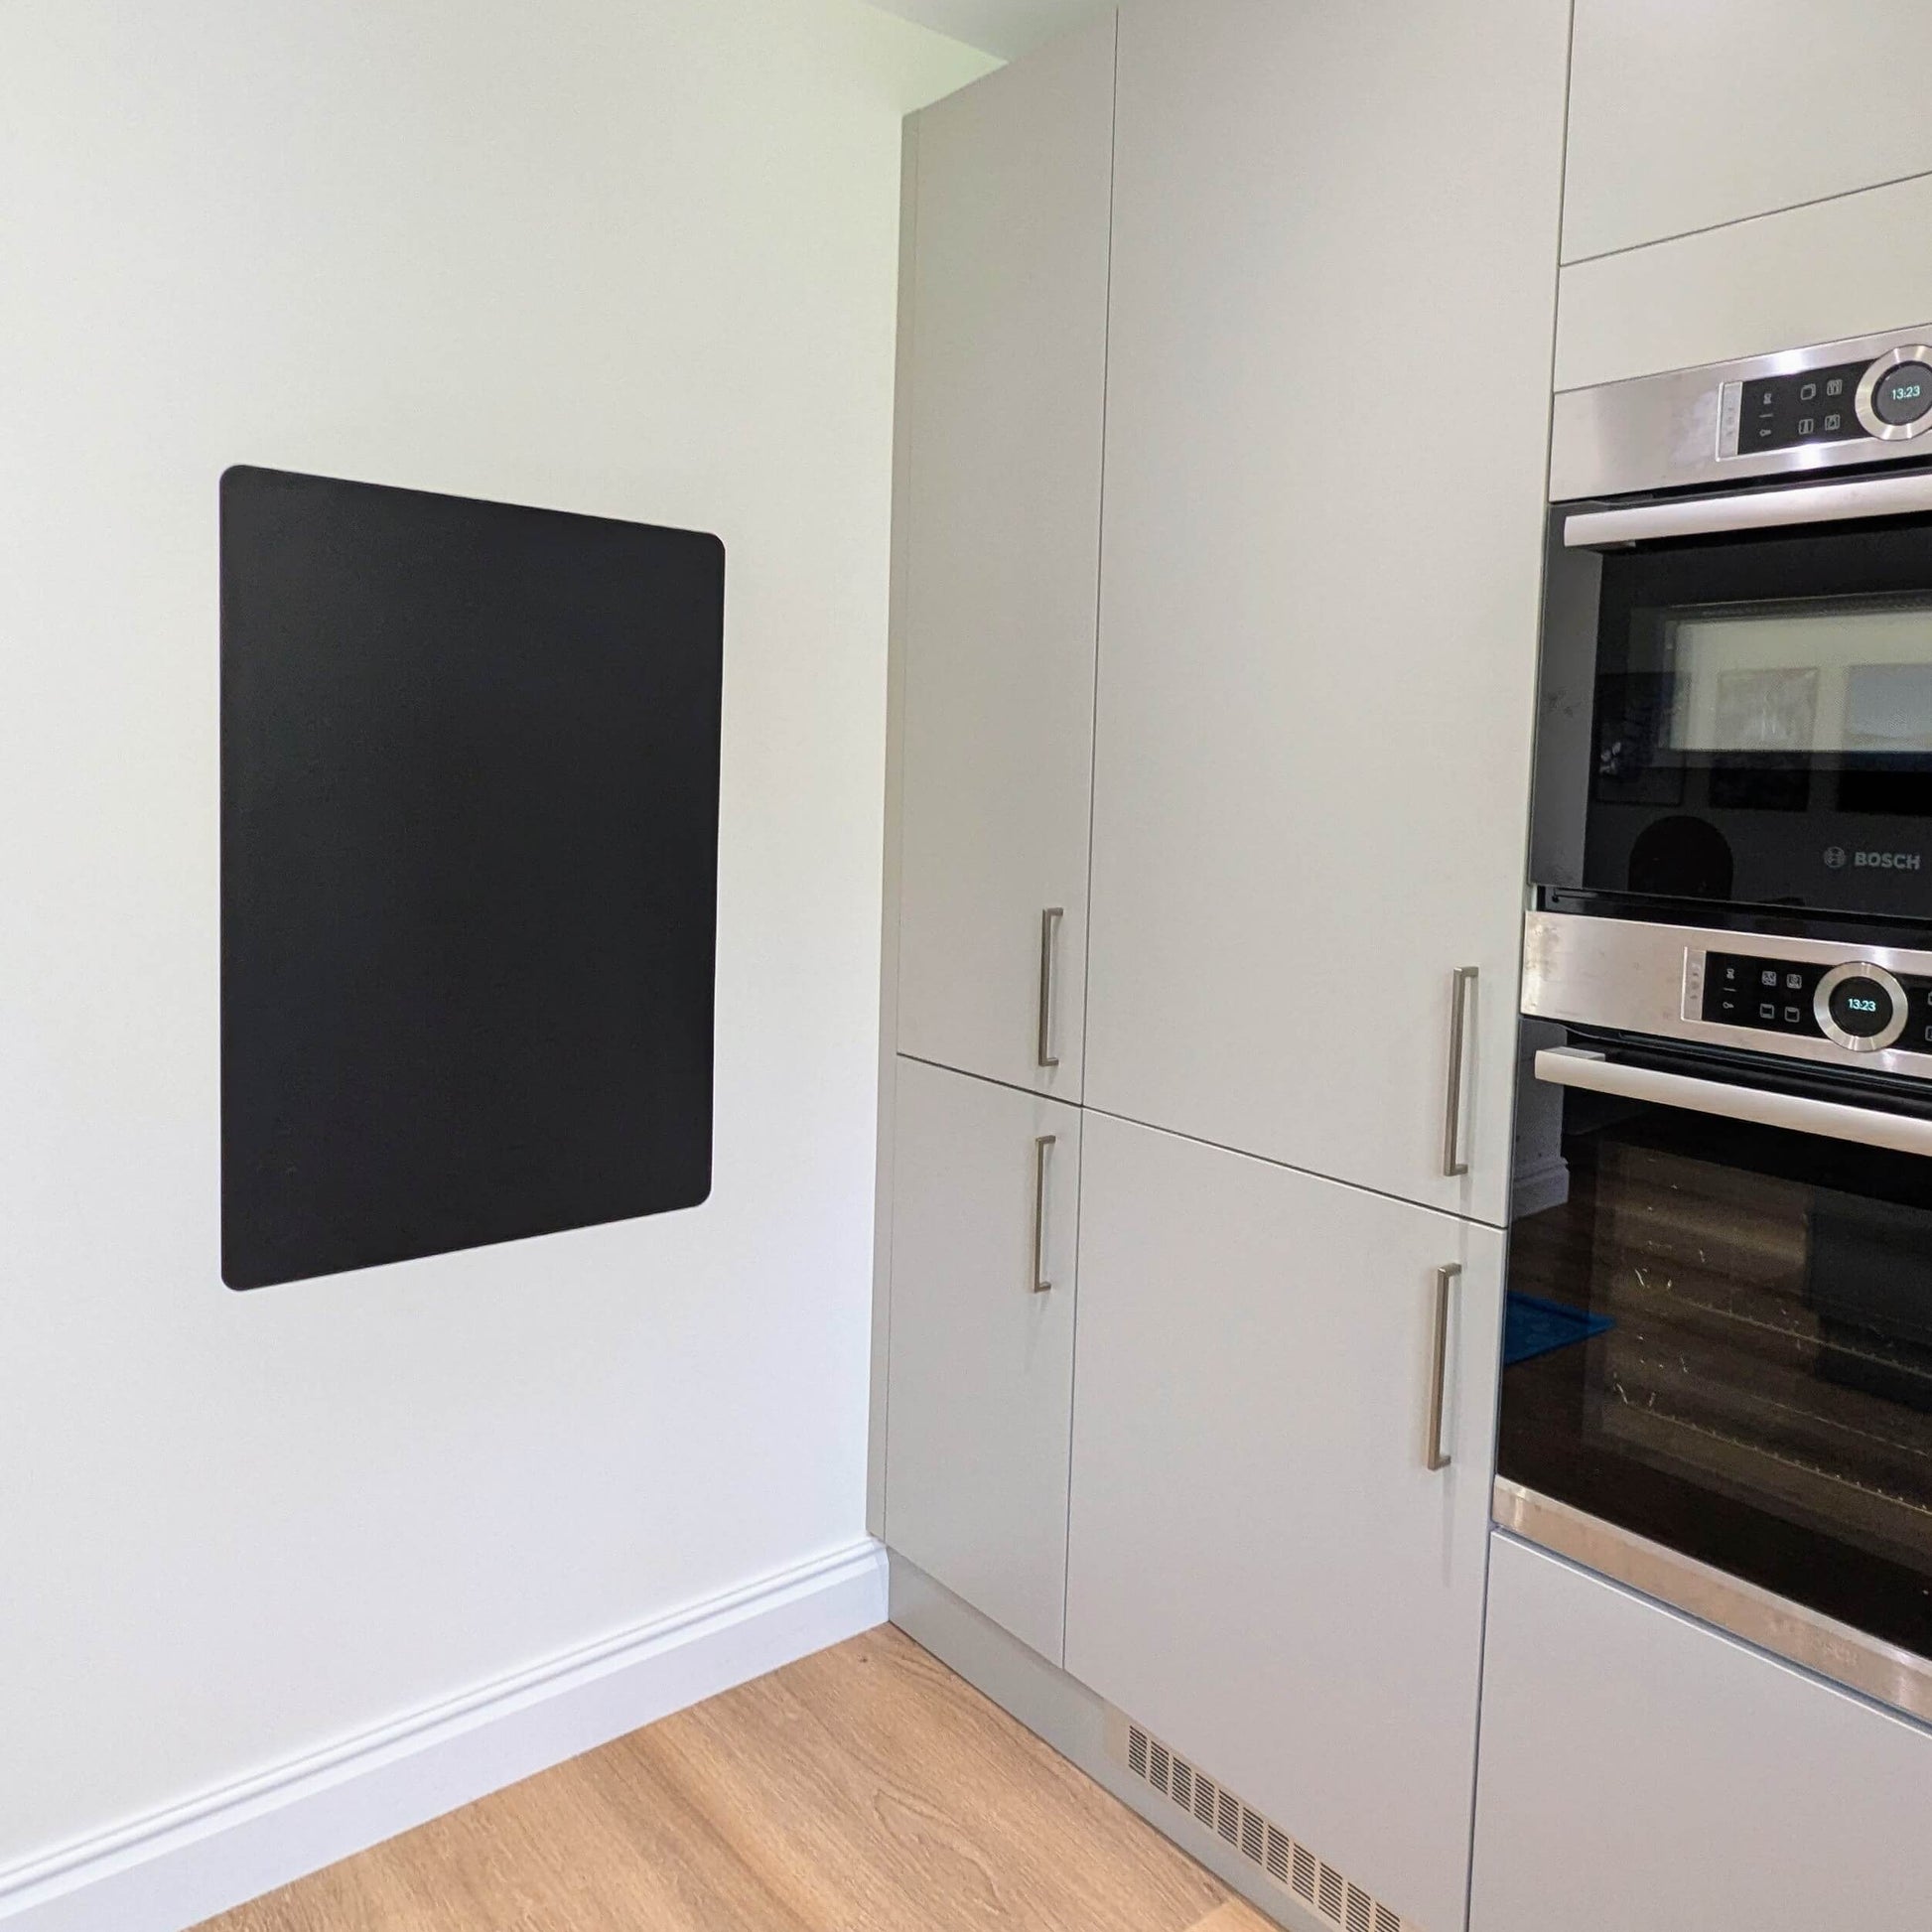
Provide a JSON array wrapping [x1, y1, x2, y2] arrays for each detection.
[[1815, 961, 1910, 1051]]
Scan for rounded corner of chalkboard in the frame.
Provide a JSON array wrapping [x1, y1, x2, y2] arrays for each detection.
[[219, 1244, 272, 1293]]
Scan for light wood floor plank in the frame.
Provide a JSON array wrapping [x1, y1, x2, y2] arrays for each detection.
[[1187, 1905, 1283, 1932], [198, 1624, 1277, 1932]]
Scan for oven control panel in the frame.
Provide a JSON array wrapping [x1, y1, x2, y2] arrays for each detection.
[[1732, 359, 1867, 453], [1550, 322, 1932, 502], [1702, 950, 1932, 1054], [1525, 910, 1932, 1075], [1723, 342, 1932, 456]]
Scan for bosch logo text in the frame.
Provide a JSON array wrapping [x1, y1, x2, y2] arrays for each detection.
[[1829, 848, 1923, 871]]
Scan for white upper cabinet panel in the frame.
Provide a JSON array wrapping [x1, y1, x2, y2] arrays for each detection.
[[1471, 1536, 1932, 1930], [1557, 171, 1932, 394], [1564, 0, 1932, 265], [1085, 0, 1569, 1223], [893, 15, 1114, 1097]]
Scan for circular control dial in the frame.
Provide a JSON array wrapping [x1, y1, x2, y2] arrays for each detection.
[[1857, 346, 1932, 440], [1814, 961, 1909, 1052], [1874, 365, 1932, 426]]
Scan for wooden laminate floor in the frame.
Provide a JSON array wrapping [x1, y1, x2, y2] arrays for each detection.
[[198, 1624, 1276, 1932]]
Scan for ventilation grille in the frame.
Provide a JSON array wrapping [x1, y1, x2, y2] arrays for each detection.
[[1114, 1718, 1420, 1932]]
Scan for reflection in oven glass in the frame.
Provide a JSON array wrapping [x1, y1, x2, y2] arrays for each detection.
[[1505, 1105, 1932, 1647], [1847, 661, 1932, 754], [1664, 599, 1932, 756], [1584, 1142, 1932, 1577], [1712, 666, 1818, 754]]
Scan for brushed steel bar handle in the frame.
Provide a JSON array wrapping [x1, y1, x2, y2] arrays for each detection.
[[1426, 1263, 1459, 1472], [1564, 470, 1932, 549], [1442, 966, 1478, 1177], [1535, 1044, 1932, 1158], [1031, 1134, 1056, 1295], [1037, 907, 1064, 1068]]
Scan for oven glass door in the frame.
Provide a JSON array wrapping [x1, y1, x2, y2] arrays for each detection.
[[1559, 505, 1932, 919], [1500, 1032, 1932, 1661]]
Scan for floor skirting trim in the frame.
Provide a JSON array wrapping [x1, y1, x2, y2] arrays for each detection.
[[0, 1538, 888, 1932]]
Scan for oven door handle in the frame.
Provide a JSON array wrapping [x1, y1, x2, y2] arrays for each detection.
[[1562, 469, 1932, 548], [1534, 1045, 1932, 1158]]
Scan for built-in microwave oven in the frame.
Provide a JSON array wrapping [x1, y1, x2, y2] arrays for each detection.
[[1534, 323, 1932, 933], [1502, 325, 1932, 1725]]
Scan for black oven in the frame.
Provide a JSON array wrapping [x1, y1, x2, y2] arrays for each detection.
[[1503, 916, 1932, 1706], [1535, 327, 1932, 934], [1503, 325, 1932, 1723]]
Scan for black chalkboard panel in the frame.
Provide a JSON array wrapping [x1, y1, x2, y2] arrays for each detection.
[[220, 468, 723, 1289]]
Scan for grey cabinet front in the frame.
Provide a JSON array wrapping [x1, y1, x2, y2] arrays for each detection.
[[1471, 1534, 1932, 1930], [1564, 0, 1932, 264], [892, 17, 1113, 1099], [885, 1056, 1081, 1664], [1083, 0, 1568, 1220], [1066, 1112, 1501, 1932]]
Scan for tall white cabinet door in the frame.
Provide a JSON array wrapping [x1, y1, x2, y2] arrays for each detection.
[[893, 16, 1114, 1098], [1085, 1, 1569, 1223], [1066, 1112, 1502, 1932], [886, 1056, 1082, 1663]]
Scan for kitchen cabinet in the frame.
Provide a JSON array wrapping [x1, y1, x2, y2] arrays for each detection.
[[1470, 1535, 1932, 1930], [891, 13, 1113, 1099], [1555, 171, 1932, 396], [1065, 1111, 1502, 1932], [1083, 0, 1569, 1224], [885, 1056, 1082, 1664], [1564, 0, 1932, 266]]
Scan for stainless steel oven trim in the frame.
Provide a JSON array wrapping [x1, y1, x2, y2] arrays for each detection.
[[1493, 1476, 1932, 1727], [1524, 909, 1932, 1076], [1551, 319, 1932, 501], [1562, 468, 1932, 548], [1534, 1043, 1932, 1156]]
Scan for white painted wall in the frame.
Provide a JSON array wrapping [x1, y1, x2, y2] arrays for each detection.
[[0, 0, 991, 1888], [864, 0, 1111, 59]]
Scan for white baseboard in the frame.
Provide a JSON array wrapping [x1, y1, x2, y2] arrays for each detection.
[[0, 1538, 887, 1932]]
